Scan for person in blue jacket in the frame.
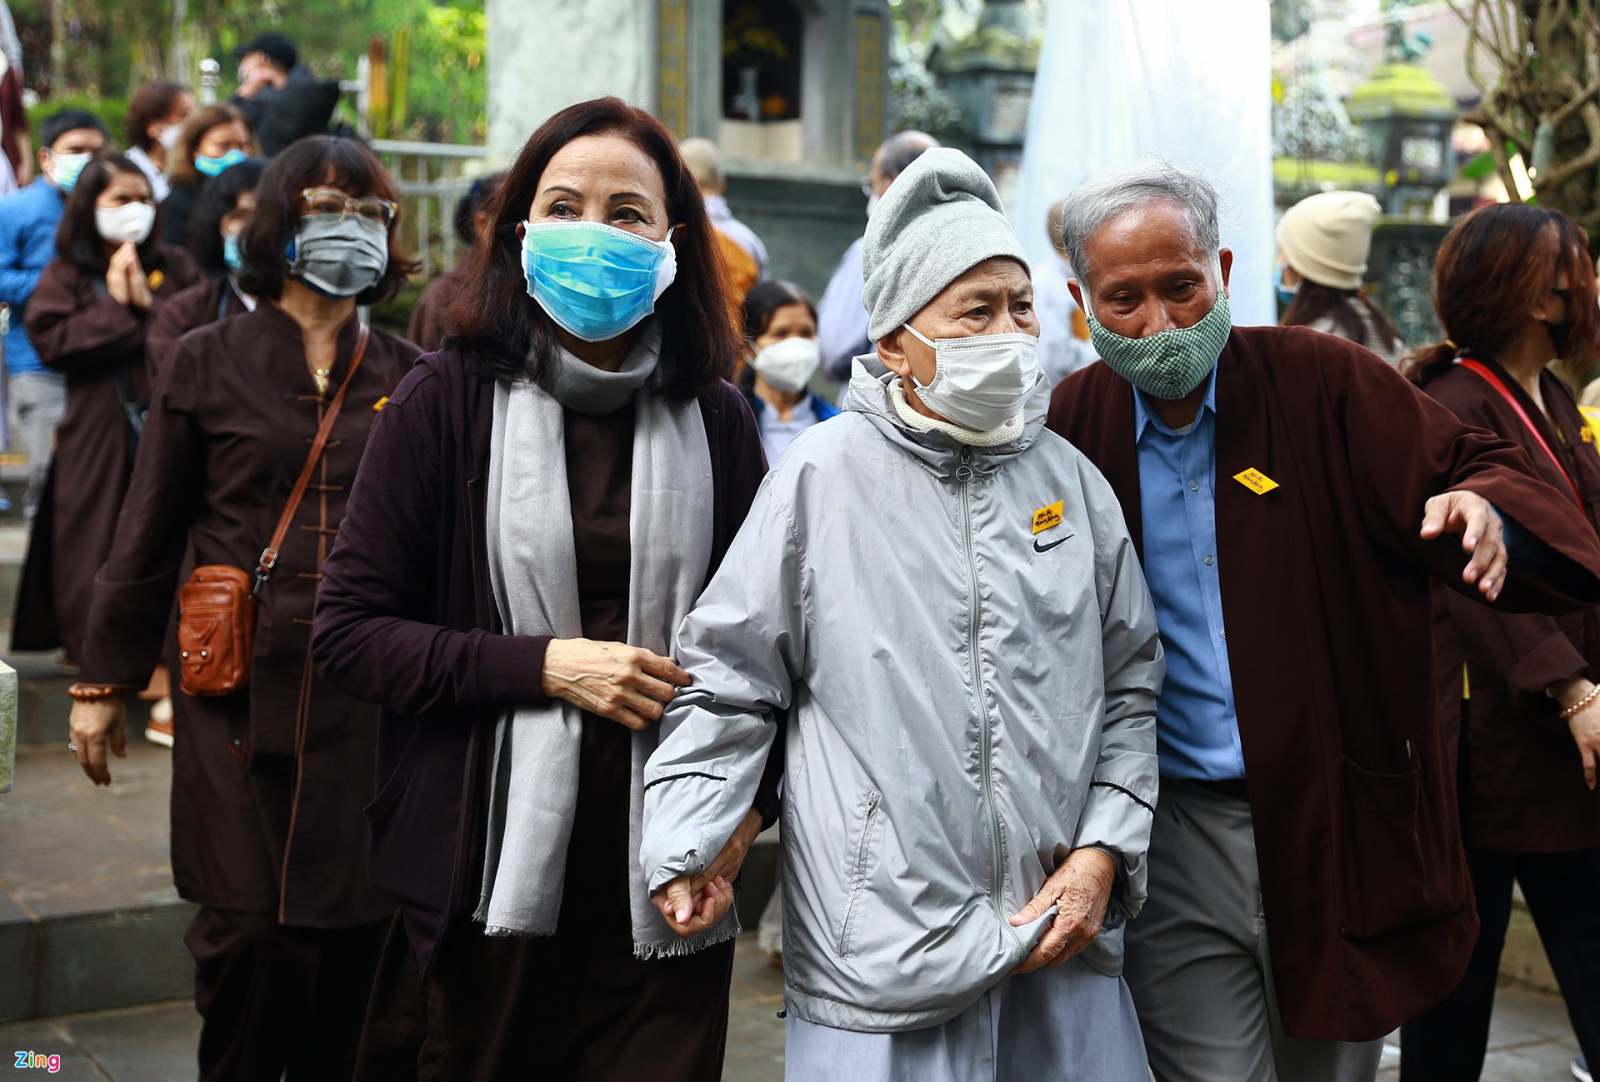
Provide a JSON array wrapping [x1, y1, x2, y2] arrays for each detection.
[[0, 108, 107, 520], [738, 279, 838, 465]]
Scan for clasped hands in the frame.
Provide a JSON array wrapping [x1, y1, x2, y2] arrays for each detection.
[[541, 636, 760, 937]]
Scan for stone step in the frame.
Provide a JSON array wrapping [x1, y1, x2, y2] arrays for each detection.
[[0, 742, 194, 1022]]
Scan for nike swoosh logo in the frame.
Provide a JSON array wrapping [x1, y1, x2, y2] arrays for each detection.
[[1033, 534, 1073, 553]]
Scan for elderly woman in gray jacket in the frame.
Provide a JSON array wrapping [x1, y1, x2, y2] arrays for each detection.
[[639, 149, 1164, 1082]]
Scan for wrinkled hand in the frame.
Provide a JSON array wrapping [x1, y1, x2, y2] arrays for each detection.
[[652, 809, 762, 938], [1569, 702, 1600, 791], [1420, 491, 1506, 602], [69, 697, 127, 786], [1009, 847, 1116, 974], [540, 637, 690, 730]]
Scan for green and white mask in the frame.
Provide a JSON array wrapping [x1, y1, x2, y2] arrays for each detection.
[[1083, 288, 1233, 400]]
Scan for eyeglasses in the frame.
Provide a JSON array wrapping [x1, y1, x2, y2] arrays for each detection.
[[300, 188, 398, 226], [859, 177, 874, 198]]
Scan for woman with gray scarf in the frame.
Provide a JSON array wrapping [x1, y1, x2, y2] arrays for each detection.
[[312, 97, 779, 1081]]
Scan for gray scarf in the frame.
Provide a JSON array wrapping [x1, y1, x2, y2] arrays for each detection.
[[476, 324, 729, 957]]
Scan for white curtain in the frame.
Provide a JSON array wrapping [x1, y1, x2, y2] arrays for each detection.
[[1012, 0, 1276, 327]]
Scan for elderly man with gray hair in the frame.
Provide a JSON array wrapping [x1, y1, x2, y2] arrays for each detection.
[[1046, 160, 1600, 1082], [638, 147, 1163, 1081]]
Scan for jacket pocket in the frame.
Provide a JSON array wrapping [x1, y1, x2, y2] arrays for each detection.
[[836, 788, 882, 959], [1338, 749, 1454, 938]]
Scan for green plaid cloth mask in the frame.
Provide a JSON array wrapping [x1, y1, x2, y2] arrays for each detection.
[[1084, 290, 1233, 400]]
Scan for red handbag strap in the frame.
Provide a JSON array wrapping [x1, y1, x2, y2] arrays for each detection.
[[1455, 356, 1582, 508], [253, 324, 370, 595]]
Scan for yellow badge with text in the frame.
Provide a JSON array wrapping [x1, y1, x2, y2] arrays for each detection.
[[372, 396, 390, 412], [1233, 468, 1280, 496], [146, 269, 164, 291], [1032, 500, 1064, 534], [1581, 406, 1600, 450]]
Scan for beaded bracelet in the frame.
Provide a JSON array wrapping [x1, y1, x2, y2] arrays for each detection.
[[1559, 684, 1600, 720], [66, 684, 117, 702]]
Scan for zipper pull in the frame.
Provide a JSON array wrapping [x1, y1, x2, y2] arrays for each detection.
[[1405, 739, 1414, 763], [956, 448, 974, 484]]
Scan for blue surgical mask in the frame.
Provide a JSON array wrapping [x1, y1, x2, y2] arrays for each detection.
[[223, 231, 245, 275], [48, 151, 92, 192], [1274, 263, 1298, 309], [195, 149, 247, 178], [521, 220, 678, 342]]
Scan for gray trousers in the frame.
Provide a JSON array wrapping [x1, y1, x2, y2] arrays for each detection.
[[1125, 779, 1383, 1082], [784, 955, 1148, 1082], [9, 371, 64, 523]]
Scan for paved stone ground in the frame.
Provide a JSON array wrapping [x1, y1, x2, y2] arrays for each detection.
[[0, 937, 1582, 1081]]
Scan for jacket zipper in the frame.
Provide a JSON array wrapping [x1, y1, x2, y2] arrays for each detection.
[[957, 450, 1022, 951], [836, 789, 881, 958]]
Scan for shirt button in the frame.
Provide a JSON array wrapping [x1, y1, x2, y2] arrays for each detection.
[[1189, 480, 1200, 491], [1203, 555, 1215, 566], [1220, 630, 1227, 640]]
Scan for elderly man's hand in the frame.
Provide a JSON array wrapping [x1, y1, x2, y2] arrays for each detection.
[[651, 808, 763, 938], [1420, 490, 1507, 602], [1008, 847, 1116, 974]]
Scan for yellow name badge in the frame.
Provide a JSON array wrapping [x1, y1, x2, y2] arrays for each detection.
[[372, 396, 390, 412], [1233, 468, 1280, 496], [1032, 500, 1064, 534], [1580, 406, 1600, 449], [146, 269, 164, 291]]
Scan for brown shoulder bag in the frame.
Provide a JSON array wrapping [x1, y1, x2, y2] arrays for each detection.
[[176, 326, 370, 697]]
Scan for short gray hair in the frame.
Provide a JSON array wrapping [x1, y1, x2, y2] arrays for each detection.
[[679, 137, 722, 190], [1059, 160, 1221, 281]]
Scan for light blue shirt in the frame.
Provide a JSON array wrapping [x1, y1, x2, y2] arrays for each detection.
[[1133, 368, 1245, 781], [0, 180, 67, 377], [817, 237, 869, 383]]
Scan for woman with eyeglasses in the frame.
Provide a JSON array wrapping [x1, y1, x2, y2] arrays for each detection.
[[64, 135, 420, 1082], [145, 156, 266, 377], [12, 155, 202, 669], [160, 103, 258, 248]]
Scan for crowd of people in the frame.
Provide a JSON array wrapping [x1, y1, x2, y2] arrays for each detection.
[[0, 62, 1594, 1082]]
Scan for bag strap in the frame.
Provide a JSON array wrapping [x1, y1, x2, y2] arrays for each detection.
[[1455, 356, 1582, 507], [253, 324, 370, 596]]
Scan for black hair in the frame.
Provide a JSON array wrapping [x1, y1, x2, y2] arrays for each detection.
[[40, 109, 108, 151], [188, 157, 266, 277], [55, 154, 166, 273], [444, 96, 741, 400], [1281, 281, 1403, 353], [741, 278, 816, 340], [453, 172, 506, 248]]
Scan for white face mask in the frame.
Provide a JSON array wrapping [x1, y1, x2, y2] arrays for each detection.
[[95, 203, 157, 245], [751, 335, 821, 394], [157, 123, 184, 152], [902, 323, 1040, 432]]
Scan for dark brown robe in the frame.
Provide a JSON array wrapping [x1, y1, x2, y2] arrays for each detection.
[[75, 303, 419, 928], [405, 265, 465, 355], [146, 275, 251, 377], [1048, 325, 1600, 1042], [1418, 357, 1600, 853], [12, 248, 203, 658]]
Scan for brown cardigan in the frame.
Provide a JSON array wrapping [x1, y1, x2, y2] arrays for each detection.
[[1419, 356, 1600, 853], [76, 304, 419, 927], [12, 248, 203, 657], [1048, 325, 1600, 1042]]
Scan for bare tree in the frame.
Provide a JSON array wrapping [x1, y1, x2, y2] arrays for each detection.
[[1448, 0, 1600, 241]]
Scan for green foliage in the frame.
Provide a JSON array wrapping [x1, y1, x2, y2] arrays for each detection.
[[18, 0, 486, 145], [25, 95, 129, 141]]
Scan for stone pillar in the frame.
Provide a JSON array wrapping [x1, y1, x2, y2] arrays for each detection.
[[485, 0, 662, 162], [0, 662, 16, 793]]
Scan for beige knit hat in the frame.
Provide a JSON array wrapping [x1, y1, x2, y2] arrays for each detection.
[[1275, 191, 1382, 291]]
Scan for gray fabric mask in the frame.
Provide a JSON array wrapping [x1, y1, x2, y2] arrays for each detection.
[[289, 214, 390, 298]]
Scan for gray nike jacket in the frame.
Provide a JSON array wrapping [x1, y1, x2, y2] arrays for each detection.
[[640, 365, 1165, 1033]]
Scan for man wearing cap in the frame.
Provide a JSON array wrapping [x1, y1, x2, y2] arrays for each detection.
[[1275, 190, 1406, 364], [639, 148, 1162, 1081], [232, 31, 340, 157], [1047, 159, 1600, 1082]]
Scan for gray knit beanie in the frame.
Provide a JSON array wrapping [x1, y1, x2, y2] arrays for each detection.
[[862, 147, 1030, 341]]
